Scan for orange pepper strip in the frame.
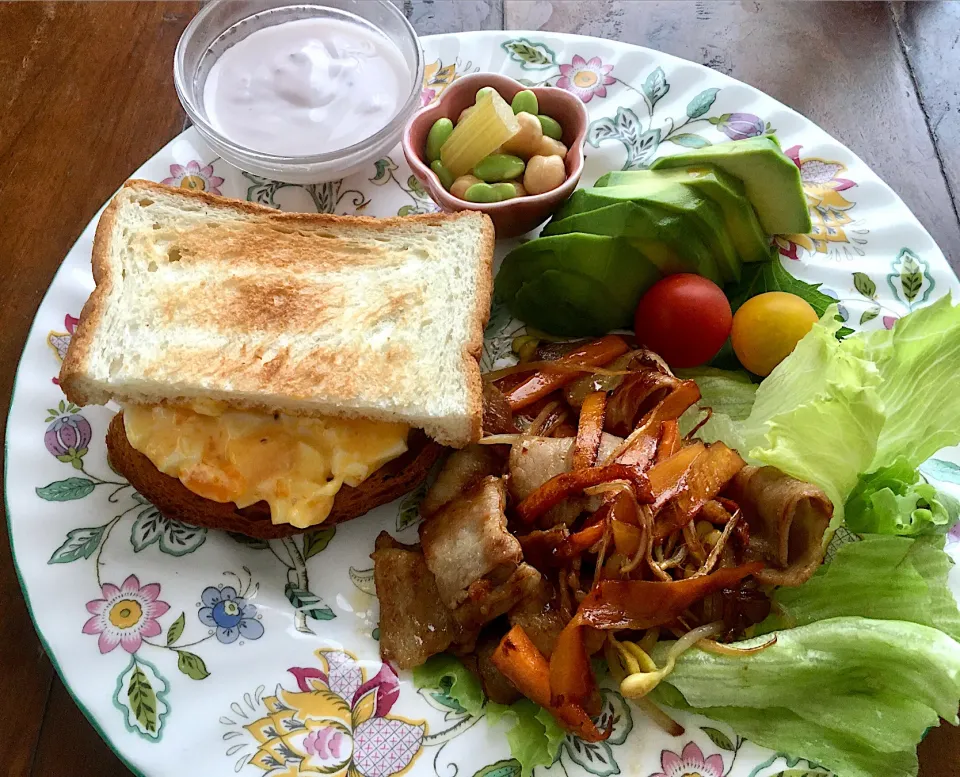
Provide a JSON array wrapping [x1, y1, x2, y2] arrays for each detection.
[[573, 391, 608, 470], [615, 381, 701, 468], [549, 620, 595, 709], [656, 420, 681, 463], [492, 625, 610, 742], [503, 336, 630, 411], [653, 442, 746, 541], [647, 442, 705, 509], [515, 465, 653, 524], [575, 562, 764, 630]]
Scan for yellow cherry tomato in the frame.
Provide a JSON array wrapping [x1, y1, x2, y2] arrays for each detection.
[[731, 292, 819, 376]]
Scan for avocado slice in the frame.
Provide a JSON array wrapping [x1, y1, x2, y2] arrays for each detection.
[[595, 167, 771, 263], [650, 136, 812, 235], [550, 182, 737, 283], [496, 233, 661, 335], [542, 202, 725, 283]]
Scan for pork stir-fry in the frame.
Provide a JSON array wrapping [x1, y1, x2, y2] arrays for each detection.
[[373, 335, 833, 739]]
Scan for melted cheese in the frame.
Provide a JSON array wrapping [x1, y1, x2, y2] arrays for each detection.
[[123, 404, 409, 528]]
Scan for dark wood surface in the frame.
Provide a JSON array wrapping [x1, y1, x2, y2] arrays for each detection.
[[1, 1, 958, 774]]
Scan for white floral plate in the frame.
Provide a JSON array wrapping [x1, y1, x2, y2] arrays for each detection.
[[7, 31, 960, 777]]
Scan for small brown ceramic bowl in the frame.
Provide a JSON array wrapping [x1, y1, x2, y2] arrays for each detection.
[[402, 72, 589, 239]]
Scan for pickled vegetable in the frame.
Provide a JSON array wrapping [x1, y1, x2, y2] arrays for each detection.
[[440, 90, 521, 177]]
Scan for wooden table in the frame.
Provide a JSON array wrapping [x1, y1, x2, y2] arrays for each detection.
[[1, 1, 958, 773]]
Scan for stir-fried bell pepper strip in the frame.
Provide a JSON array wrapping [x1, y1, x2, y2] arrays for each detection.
[[608, 490, 643, 557], [573, 391, 608, 469], [653, 443, 746, 541], [549, 620, 595, 708], [647, 442, 705, 509], [575, 562, 764, 630], [613, 381, 702, 468], [515, 464, 653, 524], [492, 625, 610, 741], [656, 420, 681, 463], [502, 336, 630, 411], [561, 520, 608, 558], [604, 369, 681, 437]]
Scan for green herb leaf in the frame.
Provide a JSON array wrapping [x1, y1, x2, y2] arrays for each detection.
[[176, 650, 210, 680], [725, 258, 854, 337]]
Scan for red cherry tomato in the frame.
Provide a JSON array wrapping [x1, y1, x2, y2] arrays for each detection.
[[633, 274, 733, 368]]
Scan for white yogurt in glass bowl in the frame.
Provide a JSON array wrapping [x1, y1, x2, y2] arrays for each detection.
[[175, 1, 423, 184]]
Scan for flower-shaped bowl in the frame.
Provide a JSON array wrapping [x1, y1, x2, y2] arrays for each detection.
[[402, 72, 588, 238]]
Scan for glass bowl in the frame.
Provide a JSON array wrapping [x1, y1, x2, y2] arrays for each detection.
[[174, 0, 424, 184]]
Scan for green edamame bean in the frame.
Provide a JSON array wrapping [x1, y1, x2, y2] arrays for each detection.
[[491, 182, 519, 201], [426, 118, 454, 163], [537, 114, 563, 140], [473, 153, 526, 182], [511, 90, 539, 116], [476, 86, 496, 101], [430, 160, 455, 190], [463, 182, 503, 203]]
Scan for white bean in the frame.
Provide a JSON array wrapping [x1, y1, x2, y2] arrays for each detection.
[[500, 112, 544, 160], [536, 136, 568, 159], [523, 155, 566, 195]]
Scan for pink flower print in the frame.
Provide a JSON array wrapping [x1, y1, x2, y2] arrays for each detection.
[[421, 87, 437, 106], [82, 575, 170, 654], [557, 55, 616, 103], [650, 741, 725, 777], [883, 315, 899, 330], [304, 725, 351, 761], [161, 160, 224, 195]]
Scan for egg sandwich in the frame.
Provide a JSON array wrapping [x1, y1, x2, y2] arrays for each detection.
[[59, 181, 494, 538]]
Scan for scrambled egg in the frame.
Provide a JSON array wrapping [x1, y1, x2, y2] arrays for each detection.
[[123, 404, 409, 528]]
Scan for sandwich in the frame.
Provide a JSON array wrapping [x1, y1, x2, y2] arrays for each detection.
[[59, 180, 494, 538]]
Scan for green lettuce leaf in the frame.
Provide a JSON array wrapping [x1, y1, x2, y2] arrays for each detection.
[[652, 616, 960, 777], [758, 534, 960, 641], [862, 295, 960, 469], [413, 656, 564, 777], [487, 700, 565, 777], [739, 310, 884, 529], [412, 654, 485, 717], [845, 460, 958, 536]]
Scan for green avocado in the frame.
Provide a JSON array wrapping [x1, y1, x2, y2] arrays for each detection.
[[495, 233, 661, 336], [650, 136, 812, 235], [542, 202, 725, 283], [551, 181, 737, 283], [595, 166, 771, 264]]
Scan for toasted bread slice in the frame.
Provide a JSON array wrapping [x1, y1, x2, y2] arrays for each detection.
[[106, 412, 442, 538], [60, 181, 495, 447]]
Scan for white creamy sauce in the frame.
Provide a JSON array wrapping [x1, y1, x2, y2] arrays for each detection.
[[203, 17, 410, 157]]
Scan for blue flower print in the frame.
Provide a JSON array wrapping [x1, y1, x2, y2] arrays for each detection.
[[198, 585, 264, 644]]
